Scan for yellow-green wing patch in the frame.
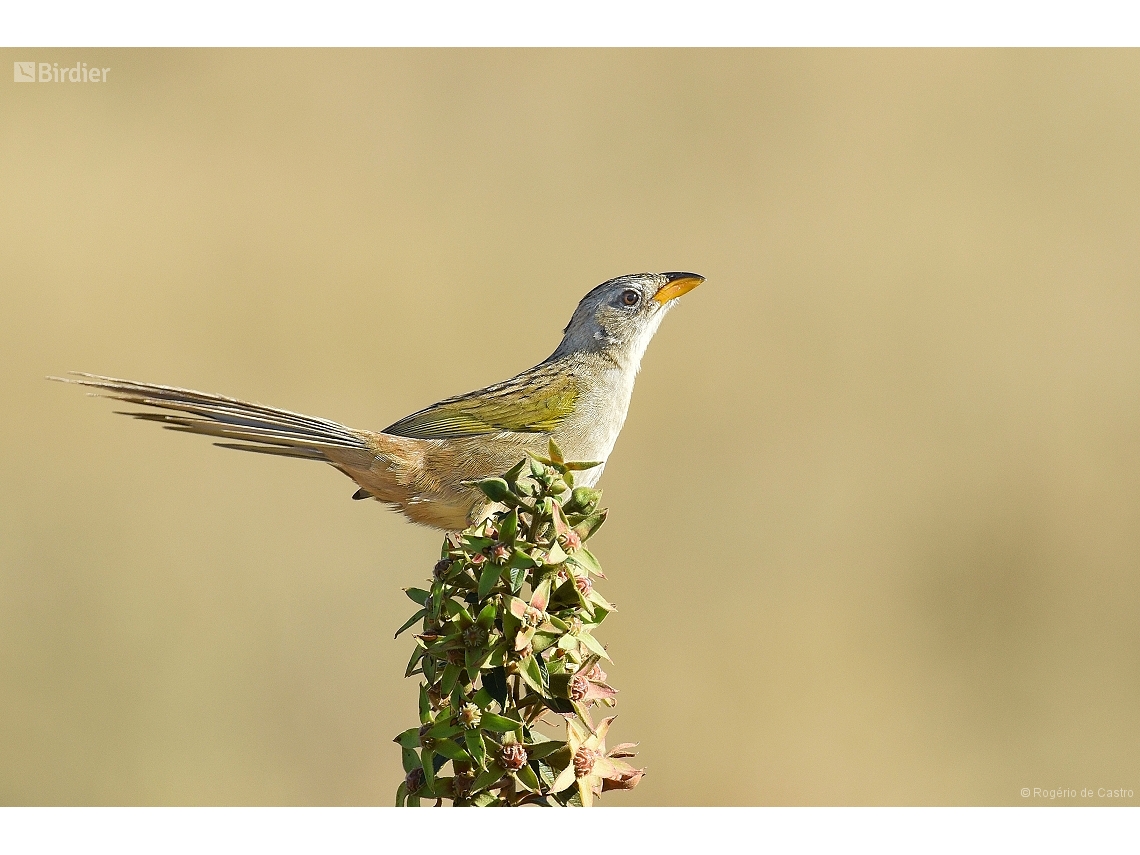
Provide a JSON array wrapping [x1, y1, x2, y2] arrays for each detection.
[[383, 370, 578, 439]]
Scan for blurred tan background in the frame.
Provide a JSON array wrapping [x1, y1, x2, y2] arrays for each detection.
[[2, 49, 1138, 805]]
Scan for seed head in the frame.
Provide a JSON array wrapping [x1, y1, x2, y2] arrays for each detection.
[[499, 743, 528, 772], [433, 559, 451, 581], [462, 624, 488, 648], [575, 576, 593, 596], [568, 674, 590, 701], [489, 543, 511, 565], [573, 746, 598, 778]]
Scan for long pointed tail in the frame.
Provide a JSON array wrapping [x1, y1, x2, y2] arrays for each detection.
[[51, 372, 370, 461]]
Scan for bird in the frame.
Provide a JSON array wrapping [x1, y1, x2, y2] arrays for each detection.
[[54, 271, 703, 531]]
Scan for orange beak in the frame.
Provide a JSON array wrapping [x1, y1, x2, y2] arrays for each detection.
[[653, 272, 705, 304]]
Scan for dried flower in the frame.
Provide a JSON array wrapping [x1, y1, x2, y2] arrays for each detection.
[[499, 743, 528, 772], [405, 767, 426, 794]]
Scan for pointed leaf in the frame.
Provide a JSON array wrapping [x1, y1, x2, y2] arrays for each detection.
[[404, 587, 430, 606], [440, 662, 461, 695], [503, 458, 527, 485], [577, 630, 611, 661], [418, 684, 432, 725], [420, 747, 436, 792], [394, 608, 426, 639], [529, 577, 552, 612], [480, 712, 523, 733], [525, 740, 566, 761], [401, 746, 420, 774], [515, 763, 541, 792], [573, 510, 608, 542], [547, 438, 564, 464], [426, 718, 464, 740], [394, 727, 420, 749], [483, 667, 509, 707], [518, 654, 546, 695], [549, 760, 577, 795], [577, 777, 594, 808], [432, 738, 471, 763], [570, 546, 605, 579], [498, 509, 518, 544], [395, 781, 408, 807], [471, 763, 505, 794], [477, 562, 500, 600], [464, 729, 487, 769], [564, 460, 602, 471], [476, 601, 497, 630]]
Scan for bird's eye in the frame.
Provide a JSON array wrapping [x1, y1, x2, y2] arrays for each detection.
[[620, 289, 640, 307]]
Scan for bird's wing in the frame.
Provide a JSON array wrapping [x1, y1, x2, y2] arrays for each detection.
[[383, 364, 578, 439]]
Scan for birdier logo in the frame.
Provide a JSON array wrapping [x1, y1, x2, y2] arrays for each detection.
[[13, 61, 110, 83]]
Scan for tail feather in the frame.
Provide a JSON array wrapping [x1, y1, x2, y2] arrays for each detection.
[[52, 372, 368, 459]]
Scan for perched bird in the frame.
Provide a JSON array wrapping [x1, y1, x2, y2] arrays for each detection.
[[55, 272, 703, 530]]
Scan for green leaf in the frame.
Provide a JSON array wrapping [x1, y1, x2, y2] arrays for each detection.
[[464, 729, 486, 769], [483, 667, 508, 707], [577, 630, 611, 661], [518, 654, 546, 695], [440, 662, 461, 695], [426, 718, 463, 740], [394, 608, 426, 639], [471, 763, 505, 794], [477, 562, 500, 600], [587, 588, 616, 612], [420, 747, 436, 792], [564, 460, 602, 471], [470, 791, 497, 807], [542, 695, 575, 714], [480, 712, 522, 733], [404, 587, 430, 606], [507, 547, 537, 571], [536, 652, 550, 689], [443, 599, 474, 624], [514, 763, 541, 792], [475, 478, 518, 505], [407, 794, 421, 807], [526, 739, 566, 761], [508, 565, 526, 593], [432, 738, 471, 763], [503, 458, 527, 485], [573, 510, 607, 542], [569, 546, 604, 577], [547, 438, 564, 464], [395, 781, 408, 807], [401, 746, 420, 774], [394, 727, 420, 749], [404, 646, 425, 678], [531, 630, 560, 654], [418, 684, 431, 725], [544, 540, 568, 566], [498, 509, 518, 544], [472, 687, 493, 709]]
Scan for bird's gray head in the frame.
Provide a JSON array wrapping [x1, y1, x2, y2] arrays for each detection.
[[553, 272, 704, 367]]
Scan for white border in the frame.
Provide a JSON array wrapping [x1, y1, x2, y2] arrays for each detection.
[[3, 807, 1138, 854], [3, 1, 1140, 47]]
